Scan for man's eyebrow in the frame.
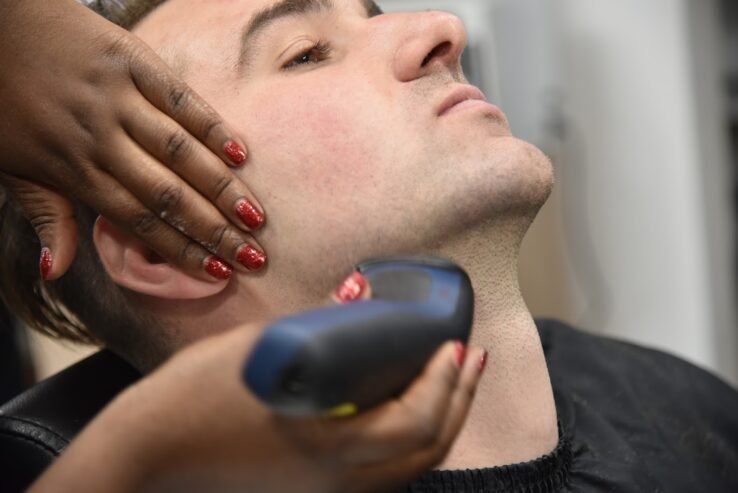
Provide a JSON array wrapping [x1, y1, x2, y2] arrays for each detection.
[[238, 0, 383, 69], [362, 0, 384, 17], [238, 0, 334, 68]]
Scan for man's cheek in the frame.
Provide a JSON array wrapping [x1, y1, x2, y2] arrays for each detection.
[[248, 94, 382, 191]]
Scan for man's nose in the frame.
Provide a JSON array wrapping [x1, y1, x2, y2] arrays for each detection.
[[392, 11, 467, 83]]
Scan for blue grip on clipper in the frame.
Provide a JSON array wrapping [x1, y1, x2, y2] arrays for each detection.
[[243, 256, 474, 416]]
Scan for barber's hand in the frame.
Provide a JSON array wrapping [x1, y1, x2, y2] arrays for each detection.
[[30, 274, 486, 493], [0, 0, 265, 282]]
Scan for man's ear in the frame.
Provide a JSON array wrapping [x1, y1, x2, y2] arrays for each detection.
[[93, 216, 228, 300]]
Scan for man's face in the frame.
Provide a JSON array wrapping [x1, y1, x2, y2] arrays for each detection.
[[134, 0, 552, 304]]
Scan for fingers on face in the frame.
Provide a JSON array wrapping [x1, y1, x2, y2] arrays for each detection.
[[128, 52, 249, 168], [122, 99, 265, 233], [0, 175, 79, 281], [72, 170, 252, 282], [97, 133, 266, 275]]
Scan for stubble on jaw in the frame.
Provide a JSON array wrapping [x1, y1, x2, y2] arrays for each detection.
[[424, 134, 553, 240]]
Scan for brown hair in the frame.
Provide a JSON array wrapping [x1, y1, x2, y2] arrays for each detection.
[[0, 191, 163, 366], [82, 0, 168, 29]]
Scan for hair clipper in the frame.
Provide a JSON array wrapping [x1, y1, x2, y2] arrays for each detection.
[[243, 256, 474, 417]]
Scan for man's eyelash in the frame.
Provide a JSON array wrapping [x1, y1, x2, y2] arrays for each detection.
[[282, 41, 332, 70]]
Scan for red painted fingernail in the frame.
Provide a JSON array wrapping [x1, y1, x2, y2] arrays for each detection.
[[236, 244, 267, 271], [334, 272, 368, 303], [479, 350, 489, 373], [205, 256, 233, 280], [224, 140, 247, 166], [454, 341, 466, 369], [39, 247, 53, 281], [235, 199, 265, 230]]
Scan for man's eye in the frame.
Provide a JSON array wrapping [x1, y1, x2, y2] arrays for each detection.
[[283, 41, 332, 70]]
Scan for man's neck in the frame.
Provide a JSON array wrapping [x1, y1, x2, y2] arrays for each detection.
[[435, 226, 559, 470]]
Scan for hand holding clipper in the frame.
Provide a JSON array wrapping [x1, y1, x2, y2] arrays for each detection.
[[244, 256, 475, 416]]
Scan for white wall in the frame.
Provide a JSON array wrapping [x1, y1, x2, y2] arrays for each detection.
[[553, 0, 737, 384]]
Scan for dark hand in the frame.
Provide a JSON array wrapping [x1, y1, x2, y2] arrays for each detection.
[[29, 275, 486, 493], [0, 0, 265, 282]]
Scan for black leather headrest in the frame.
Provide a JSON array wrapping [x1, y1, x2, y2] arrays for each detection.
[[0, 350, 140, 492]]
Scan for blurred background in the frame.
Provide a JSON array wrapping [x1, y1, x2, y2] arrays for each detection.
[[2, 0, 737, 400], [383, 0, 738, 386]]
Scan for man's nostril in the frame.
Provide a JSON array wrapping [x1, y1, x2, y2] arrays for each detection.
[[421, 41, 452, 67]]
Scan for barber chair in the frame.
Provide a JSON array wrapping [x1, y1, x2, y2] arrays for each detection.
[[0, 350, 140, 492]]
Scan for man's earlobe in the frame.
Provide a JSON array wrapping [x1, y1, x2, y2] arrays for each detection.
[[93, 216, 228, 300]]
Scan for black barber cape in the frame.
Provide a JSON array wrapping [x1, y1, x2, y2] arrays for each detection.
[[398, 319, 738, 492]]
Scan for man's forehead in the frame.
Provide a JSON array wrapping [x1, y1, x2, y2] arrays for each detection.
[[134, 0, 376, 72], [135, 0, 275, 41], [136, 0, 374, 35], [134, 0, 278, 76]]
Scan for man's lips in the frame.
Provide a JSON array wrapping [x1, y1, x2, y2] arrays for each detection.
[[437, 85, 503, 119]]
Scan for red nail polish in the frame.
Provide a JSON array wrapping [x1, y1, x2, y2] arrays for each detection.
[[479, 350, 489, 373], [224, 140, 247, 166], [334, 272, 368, 303], [205, 256, 233, 280], [39, 247, 52, 281], [235, 199, 265, 230], [236, 244, 267, 271], [454, 341, 466, 368]]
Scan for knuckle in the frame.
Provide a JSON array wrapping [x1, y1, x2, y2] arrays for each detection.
[[75, 117, 95, 141], [70, 100, 99, 143], [69, 111, 98, 145], [168, 85, 192, 114], [165, 131, 191, 165], [100, 35, 126, 60], [100, 33, 136, 67], [201, 117, 224, 141], [72, 161, 99, 191], [177, 239, 200, 265], [211, 175, 233, 201], [207, 224, 230, 252], [28, 213, 57, 235], [132, 210, 159, 236], [153, 184, 183, 216]]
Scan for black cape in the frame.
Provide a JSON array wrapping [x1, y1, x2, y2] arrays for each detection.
[[398, 319, 738, 492]]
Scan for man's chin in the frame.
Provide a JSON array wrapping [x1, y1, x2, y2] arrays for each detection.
[[440, 135, 553, 224]]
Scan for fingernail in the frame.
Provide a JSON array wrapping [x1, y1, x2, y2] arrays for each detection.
[[235, 199, 265, 230], [39, 247, 53, 281], [205, 256, 233, 280], [454, 341, 466, 369], [479, 350, 489, 373], [224, 140, 247, 166], [334, 272, 368, 303], [236, 244, 267, 271]]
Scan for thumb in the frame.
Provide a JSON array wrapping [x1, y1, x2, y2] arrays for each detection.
[[1, 175, 79, 281]]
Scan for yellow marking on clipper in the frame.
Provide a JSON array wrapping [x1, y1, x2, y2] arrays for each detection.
[[327, 402, 358, 418]]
